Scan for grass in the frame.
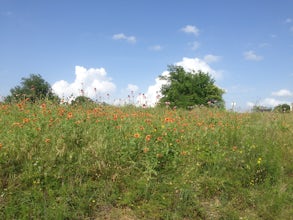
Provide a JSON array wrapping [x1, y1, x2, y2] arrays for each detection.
[[0, 100, 292, 219]]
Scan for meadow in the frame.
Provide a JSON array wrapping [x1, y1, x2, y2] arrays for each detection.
[[0, 100, 292, 219]]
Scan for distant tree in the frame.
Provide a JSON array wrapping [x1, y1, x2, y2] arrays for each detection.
[[159, 65, 225, 109], [71, 96, 94, 106], [5, 74, 59, 103], [274, 104, 291, 113], [252, 105, 272, 112]]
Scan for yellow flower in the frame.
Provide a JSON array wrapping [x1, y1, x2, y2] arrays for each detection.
[[257, 157, 262, 165]]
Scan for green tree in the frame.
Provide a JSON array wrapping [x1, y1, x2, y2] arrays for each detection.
[[159, 65, 225, 109], [71, 96, 94, 106], [5, 74, 59, 103], [274, 104, 291, 113]]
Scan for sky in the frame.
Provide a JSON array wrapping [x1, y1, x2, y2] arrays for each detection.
[[1, 0, 293, 110]]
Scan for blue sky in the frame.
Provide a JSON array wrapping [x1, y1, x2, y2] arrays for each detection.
[[1, 0, 293, 110]]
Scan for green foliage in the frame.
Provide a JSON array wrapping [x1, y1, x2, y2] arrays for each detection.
[[159, 65, 225, 109], [4, 74, 59, 103], [71, 96, 94, 106], [274, 103, 291, 113], [0, 102, 292, 219]]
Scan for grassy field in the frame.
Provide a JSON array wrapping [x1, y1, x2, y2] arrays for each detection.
[[0, 100, 292, 219]]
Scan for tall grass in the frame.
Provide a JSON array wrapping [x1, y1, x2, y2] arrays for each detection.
[[0, 100, 292, 219]]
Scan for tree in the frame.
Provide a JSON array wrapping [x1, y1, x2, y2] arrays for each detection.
[[159, 65, 225, 109], [71, 96, 94, 106], [274, 104, 291, 113], [5, 74, 59, 103]]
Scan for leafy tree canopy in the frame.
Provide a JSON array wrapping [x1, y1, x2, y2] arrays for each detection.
[[71, 96, 94, 106], [273, 103, 291, 113], [159, 65, 225, 109], [5, 74, 59, 103]]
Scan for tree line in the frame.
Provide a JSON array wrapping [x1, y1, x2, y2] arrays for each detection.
[[3, 65, 290, 112]]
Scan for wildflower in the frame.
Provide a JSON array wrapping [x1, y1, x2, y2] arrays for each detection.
[[157, 136, 163, 142], [143, 147, 149, 153], [0, 143, 2, 149], [145, 135, 151, 142], [67, 112, 73, 119], [164, 117, 174, 123], [134, 133, 140, 138], [181, 151, 187, 156], [22, 118, 30, 124], [257, 157, 262, 165], [40, 103, 46, 109], [45, 138, 51, 143]]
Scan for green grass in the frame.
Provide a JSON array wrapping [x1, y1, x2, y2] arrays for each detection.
[[0, 101, 292, 219]]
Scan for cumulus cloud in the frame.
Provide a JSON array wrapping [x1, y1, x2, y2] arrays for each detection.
[[259, 98, 287, 107], [52, 66, 116, 102], [112, 33, 136, 43], [127, 84, 139, 93], [272, 89, 293, 97], [141, 57, 222, 107], [243, 50, 263, 61], [181, 25, 200, 36], [204, 54, 221, 63]]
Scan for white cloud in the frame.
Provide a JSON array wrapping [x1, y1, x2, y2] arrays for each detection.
[[127, 84, 139, 93], [149, 45, 162, 51], [259, 98, 286, 107], [176, 57, 222, 79], [181, 25, 200, 36], [243, 50, 263, 61], [272, 89, 293, 97], [112, 33, 136, 43], [141, 57, 222, 107], [204, 54, 221, 63], [189, 41, 200, 50], [52, 66, 116, 102]]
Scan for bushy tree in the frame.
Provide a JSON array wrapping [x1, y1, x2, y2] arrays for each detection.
[[159, 65, 225, 109], [274, 104, 291, 113], [71, 96, 94, 106], [5, 74, 59, 103]]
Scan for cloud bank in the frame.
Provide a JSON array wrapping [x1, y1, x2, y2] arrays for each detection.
[[52, 66, 116, 102]]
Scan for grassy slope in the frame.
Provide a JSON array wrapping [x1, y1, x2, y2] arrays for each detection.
[[0, 101, 292, 219]]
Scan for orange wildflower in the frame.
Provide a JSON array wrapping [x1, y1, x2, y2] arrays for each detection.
[[67, 112, 73, 119], [143, 147, 149, 153], [145, 135, 151, 142], [181, 151, 187, 156], [40, 103, 46, 109], [0, 143, 2, 149], [45, 138, 50, 143], [164, 117, 174, 123], [157, 136, 163, 142], [22, 118, 30, 124], [134, 133, 140, 138]]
